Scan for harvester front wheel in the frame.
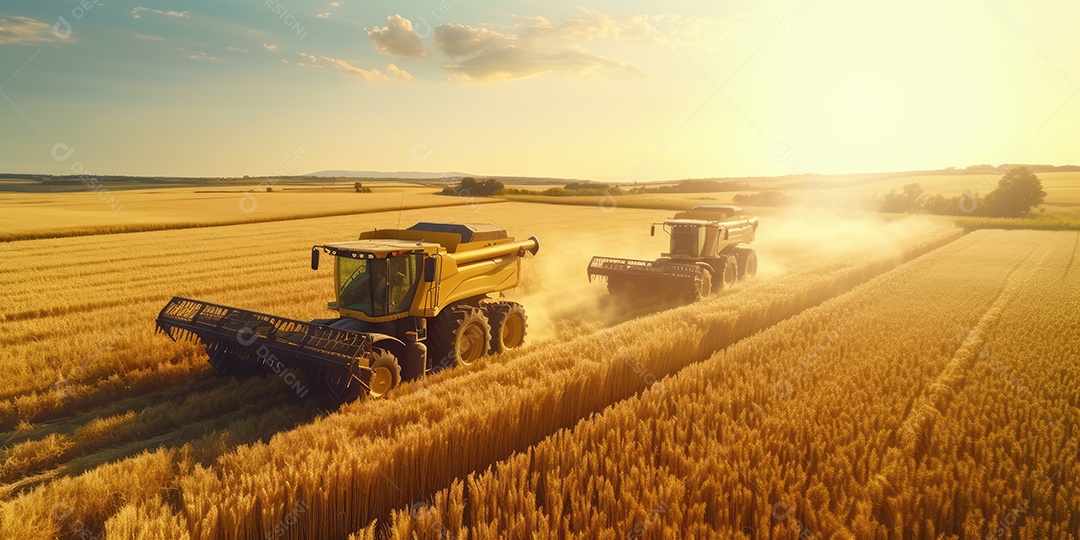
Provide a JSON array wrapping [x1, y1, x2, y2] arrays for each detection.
[[367, 348, 402, 398], [430, 306, 492, 368], [719, 255, 738, 289], [326, 347, 400, 403], [694, 264, 713, 299], [487, 301, 528, 353]]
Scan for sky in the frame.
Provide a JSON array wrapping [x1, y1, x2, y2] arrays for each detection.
[[0, 0, 1077, 181]]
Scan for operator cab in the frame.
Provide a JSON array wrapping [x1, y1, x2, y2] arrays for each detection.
[[335, 252, 421, 317], [654, 219, 716, 259], [311, 240, 436, 319]]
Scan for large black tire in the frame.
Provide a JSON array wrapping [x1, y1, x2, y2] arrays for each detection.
[[486, 301, 528, 353], [694, 263, 714, 299], [429, 305, 492, 369], [730, 248, 758, 280], [718, 255, 738, 289], [399, 341, 427, 381], [366, 347, 401, 398], [326, 347, 400, 404]]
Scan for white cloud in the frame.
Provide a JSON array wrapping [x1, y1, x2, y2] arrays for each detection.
[[447, 46, 643, 82], [368, 14, 427, 58], [516, 9, 655, 46], [262, 43, 279, 51], [434, 24, 514, 57], [132, 33, 164, 41], [0, 16, 64, 45], [320, 56, 388, 81], [329, 1, 341, 6], [514, 9, 723, 48], [429, 10, 728, 83], [385, 64, 413, 81], [432, 10, 690, 83], [317, 12, 331, 19], [226, 46, 249, 53], [178, 48, 217, 61], [132, 7, 189, 19]]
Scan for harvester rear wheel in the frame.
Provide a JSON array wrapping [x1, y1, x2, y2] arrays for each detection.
[[730, 247, 758, 280], [429, 306, 492, 368], [487, 301, 527, 353]]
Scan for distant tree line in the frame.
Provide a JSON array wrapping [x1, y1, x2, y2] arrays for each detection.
[[437, 169, 1049, 219], [439, 177, 506, 197], [440, 178, 618, 197], [628, 179, 750, 194], [439, 178, 759, 198], [871, 167, 1047, 217], [732, 190, 797, 207]]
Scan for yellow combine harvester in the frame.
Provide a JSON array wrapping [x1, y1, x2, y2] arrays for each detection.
[[156, 223, 539, 402], [588, 205, 758, 302]]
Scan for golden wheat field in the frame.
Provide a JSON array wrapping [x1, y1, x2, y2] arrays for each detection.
[[0, 185, 482, 242], [3, 187, 1080, 539], [378, 229, 1080, 539], [5, 1, 1080, 536]]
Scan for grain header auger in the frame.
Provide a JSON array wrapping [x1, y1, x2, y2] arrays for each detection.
[[156, 223, 539, 403], [588, 205, 759, 303]]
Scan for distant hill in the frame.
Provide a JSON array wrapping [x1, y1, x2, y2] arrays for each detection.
[[306, 170, 477, 179], [305, 170, 579, 186]]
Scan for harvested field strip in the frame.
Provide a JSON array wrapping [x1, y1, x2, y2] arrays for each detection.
[[0, 377, 315, 486]]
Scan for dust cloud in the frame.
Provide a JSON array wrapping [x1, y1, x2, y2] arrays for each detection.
[[750, 207, 956, 278], [504, 224, 667, 342], [503, 206, 957, 342]]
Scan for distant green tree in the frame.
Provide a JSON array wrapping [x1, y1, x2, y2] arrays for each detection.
[[876, 183, 924, 213], [440, 177, 505, 197], [981, 167, 1046, 217]]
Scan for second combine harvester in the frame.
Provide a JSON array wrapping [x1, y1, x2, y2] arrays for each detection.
[[156, 222, 539, 403], [588, 205, 759, 302]]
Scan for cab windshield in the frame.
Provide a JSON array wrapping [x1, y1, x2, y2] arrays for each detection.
[[337, 253, 422, 317], [669, 225, 704, 257]]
